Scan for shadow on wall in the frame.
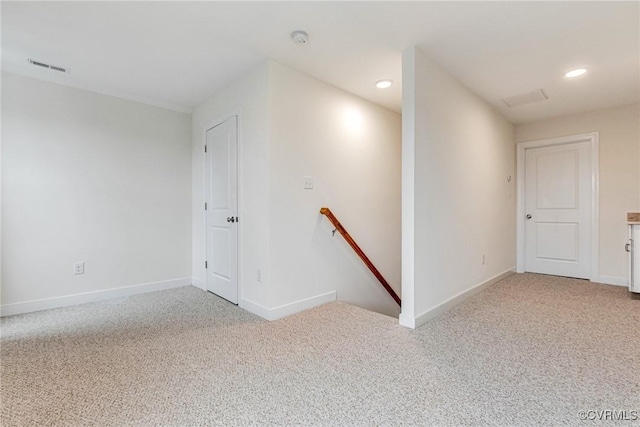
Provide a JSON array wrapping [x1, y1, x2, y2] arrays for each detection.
[[311, 213, 401, 318]]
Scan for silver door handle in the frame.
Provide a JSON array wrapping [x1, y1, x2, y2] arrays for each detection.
[[226, 217, 235, 223], [526, 214, 532, 219]]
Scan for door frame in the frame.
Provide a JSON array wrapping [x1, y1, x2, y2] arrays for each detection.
[[202, 109, 243, 304], [516, 132, 599, 281]]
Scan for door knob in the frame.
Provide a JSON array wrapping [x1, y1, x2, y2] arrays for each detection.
[[227, 217, 235, 223], [526, 214, 532, 219]]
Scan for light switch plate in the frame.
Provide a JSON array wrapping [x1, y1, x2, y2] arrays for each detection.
[[303, 176, 314, 190]]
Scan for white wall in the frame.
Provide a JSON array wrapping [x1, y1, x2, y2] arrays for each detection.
[[191, 62, 272, 306], [267, 62, 401, 317], [192, 61, 402, 318], [401, 47, 516, 328], [1, 72, 192, 312], [515, 103, 640, 285]]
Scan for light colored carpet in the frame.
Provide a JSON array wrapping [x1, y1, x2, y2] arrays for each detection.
[[1, 273, 638, 426]]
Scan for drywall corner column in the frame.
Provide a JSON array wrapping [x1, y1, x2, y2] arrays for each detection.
[[399, 47, 416, 328], [402, 47, 516, 328], [0, 71, 3, 303]]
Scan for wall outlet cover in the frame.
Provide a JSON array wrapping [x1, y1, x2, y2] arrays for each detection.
[[74, 262, 85, 275]]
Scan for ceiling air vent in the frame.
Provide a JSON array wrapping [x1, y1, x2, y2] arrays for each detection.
[[27, 58, 68, 73], [502, 89, 548, 108]]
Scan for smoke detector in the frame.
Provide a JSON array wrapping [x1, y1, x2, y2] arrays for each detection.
[[291, 30, 309, 45]]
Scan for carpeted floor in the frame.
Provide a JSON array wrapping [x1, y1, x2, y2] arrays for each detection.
[[1, 273, 639, 426]]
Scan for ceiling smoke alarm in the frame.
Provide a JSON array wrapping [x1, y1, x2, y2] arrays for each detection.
[[291, 31, 309, 45]]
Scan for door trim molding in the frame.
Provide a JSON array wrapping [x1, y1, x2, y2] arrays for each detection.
[[516, 132, 599, 281], [202, 109, 243, 304]]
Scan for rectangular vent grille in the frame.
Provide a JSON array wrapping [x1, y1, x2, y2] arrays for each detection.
[[28, 59, 68, 73], [503, 89, 548, 108]]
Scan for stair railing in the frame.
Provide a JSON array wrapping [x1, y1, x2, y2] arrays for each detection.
[[320, 207, 401, 306]]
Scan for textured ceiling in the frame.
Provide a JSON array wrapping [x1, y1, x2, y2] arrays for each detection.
[[2, 1, 638, 123]]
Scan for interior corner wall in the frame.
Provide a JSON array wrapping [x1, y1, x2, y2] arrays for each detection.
[[401, 47, 516, 328], [515, 103, 640, 285], [1, 72, 192, 311], [266, 61, 402, 317], [191, 62, 271, 307]]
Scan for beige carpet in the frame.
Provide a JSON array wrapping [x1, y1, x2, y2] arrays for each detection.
[[1, 273, 639, 426]]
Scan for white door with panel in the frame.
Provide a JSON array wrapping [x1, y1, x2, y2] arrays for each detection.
[[206, 116, 238, 304], [524, 141, 591, 279]]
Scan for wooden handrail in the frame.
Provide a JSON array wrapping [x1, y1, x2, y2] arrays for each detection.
[[320, 207, 401, 306]]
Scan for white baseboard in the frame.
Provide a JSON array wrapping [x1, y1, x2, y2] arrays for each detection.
[[241, 291, 337, 321], [403, 268, 516, 329], [0, 277, 192, 317], [191, 277, 205, 290], [399, 312, 416, 329], [596, 275, 628, 287]]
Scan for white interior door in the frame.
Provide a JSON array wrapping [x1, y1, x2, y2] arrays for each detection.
[[524, 141, 591, 279], [206, 116, 238, 304]]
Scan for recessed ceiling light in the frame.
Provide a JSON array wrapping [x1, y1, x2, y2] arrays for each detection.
[[564, 68, 587, 78], [376, 80, 393, 89]]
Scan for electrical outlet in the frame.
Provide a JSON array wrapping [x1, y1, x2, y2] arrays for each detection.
[[303, 176, 314, 190], [481, 255, 486, 265], [257, 269, 262, 282], [74, 262, 85, 275]]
